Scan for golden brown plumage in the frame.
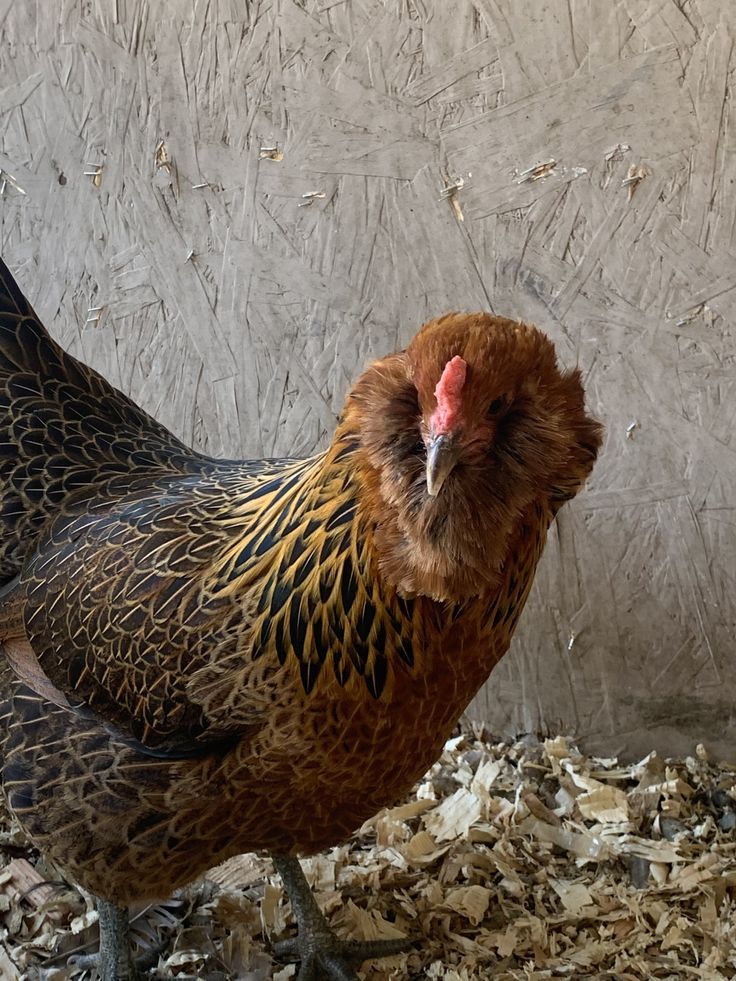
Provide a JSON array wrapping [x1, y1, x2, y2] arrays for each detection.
[[0, 258, 602, 979]]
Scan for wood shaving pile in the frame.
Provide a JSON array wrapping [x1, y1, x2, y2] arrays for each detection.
[[3, 727, 736, 979]]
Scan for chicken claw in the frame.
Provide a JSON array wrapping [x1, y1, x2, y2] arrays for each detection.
[[272, 855, 414, 980]]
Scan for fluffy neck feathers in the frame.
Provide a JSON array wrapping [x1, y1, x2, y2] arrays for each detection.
[[333, 354, 515, 602]]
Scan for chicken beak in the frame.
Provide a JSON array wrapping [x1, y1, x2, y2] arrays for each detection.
[[426, 434, 460, 497]]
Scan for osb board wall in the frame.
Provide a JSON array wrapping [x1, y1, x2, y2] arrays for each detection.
[[0, 0, 733, 760]]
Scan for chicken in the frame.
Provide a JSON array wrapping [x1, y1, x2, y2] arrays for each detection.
[[0, 255, 602, 980]]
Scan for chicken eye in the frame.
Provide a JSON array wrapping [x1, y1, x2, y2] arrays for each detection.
[[487, 395, 507, 417]]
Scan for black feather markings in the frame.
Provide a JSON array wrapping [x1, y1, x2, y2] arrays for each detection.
[[339, 559, 357, 614], [7, 781, 34, 811], [355, 599, 374, 643], [253, 617, 271, 658], [269, 578, 291, 618], [253, 534, 409, 697], [250, 533, 274, 559], [274, 617, 287, 666], [366, 653, 388, 699], [398, 635, 414, 668], [325, 498, 357, 532], [396, 594, 415, 622], [255, 527, 413, 696], [332, 648, 351, 687], [290, 551, 315, 590], [299, 657, 319, 695], [313, 621, 330, 668], [349, 638, 370, 676], [288, 596, 309, 660]]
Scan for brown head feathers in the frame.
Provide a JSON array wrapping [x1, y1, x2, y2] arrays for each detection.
[[340, 312, 603, 602]]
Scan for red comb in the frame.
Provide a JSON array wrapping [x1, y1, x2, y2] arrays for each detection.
[[430, 355, 467, 435]]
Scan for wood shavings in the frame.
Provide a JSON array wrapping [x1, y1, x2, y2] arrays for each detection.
[[5, 727, 736, 979], [0, 947, 19, 980], [439, 176, 467, 223], [448, 197, 465, 223], [440, 177, 466, 199], [516, 159, 557, 183], [298, 190, 326, 208], [1, 858, 59, 910], [337, 900, 408, 942], [622, 163, 648, 199], [259, 144, 284, 161], [154, 140, 172, 174], [84, 304, 104, 328], [442, 885, 492, 925], [83, 163, 104, 187], [261, 882, 288, 936], [576, 783, 630, 824], [424, 787, 483, 841], [549, 878, 594, 914], [0, 169, 26, 197], [605, 142, 631, 161], [672, 304, 706, 327]]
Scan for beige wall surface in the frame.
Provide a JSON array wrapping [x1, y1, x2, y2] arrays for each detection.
[[0, 0, 733, 759]]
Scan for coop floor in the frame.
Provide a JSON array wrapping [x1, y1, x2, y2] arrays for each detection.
[[2, 728, 735, 980]]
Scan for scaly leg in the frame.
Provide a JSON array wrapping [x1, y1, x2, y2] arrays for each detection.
[[271, 854, 414, 981], [69, 898, 141, 981], [98, 900, 140, 981]]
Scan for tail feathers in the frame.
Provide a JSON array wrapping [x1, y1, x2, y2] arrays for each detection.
[[0, 257, 205, 582]]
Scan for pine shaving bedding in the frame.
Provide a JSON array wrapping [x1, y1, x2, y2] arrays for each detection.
[[2, 728, 736, 980]]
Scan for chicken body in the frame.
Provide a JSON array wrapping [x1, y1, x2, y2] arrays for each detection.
[[1, 421, 546, 904], [0, 257, 601, 958]]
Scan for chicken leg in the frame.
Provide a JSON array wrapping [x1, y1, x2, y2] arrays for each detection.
[[272, 855, 414, 981], [69, 898, 141, 981], [98, 900, 141, 981]]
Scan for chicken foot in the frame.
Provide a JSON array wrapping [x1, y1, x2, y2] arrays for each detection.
[[68, 898, 161, 981], [272, 855, 414, 981]]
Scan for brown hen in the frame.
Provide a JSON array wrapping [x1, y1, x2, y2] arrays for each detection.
[[0, 256, 602, 980]]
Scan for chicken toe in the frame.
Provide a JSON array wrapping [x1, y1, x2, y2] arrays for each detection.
[[272, 855, 414, 980]]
